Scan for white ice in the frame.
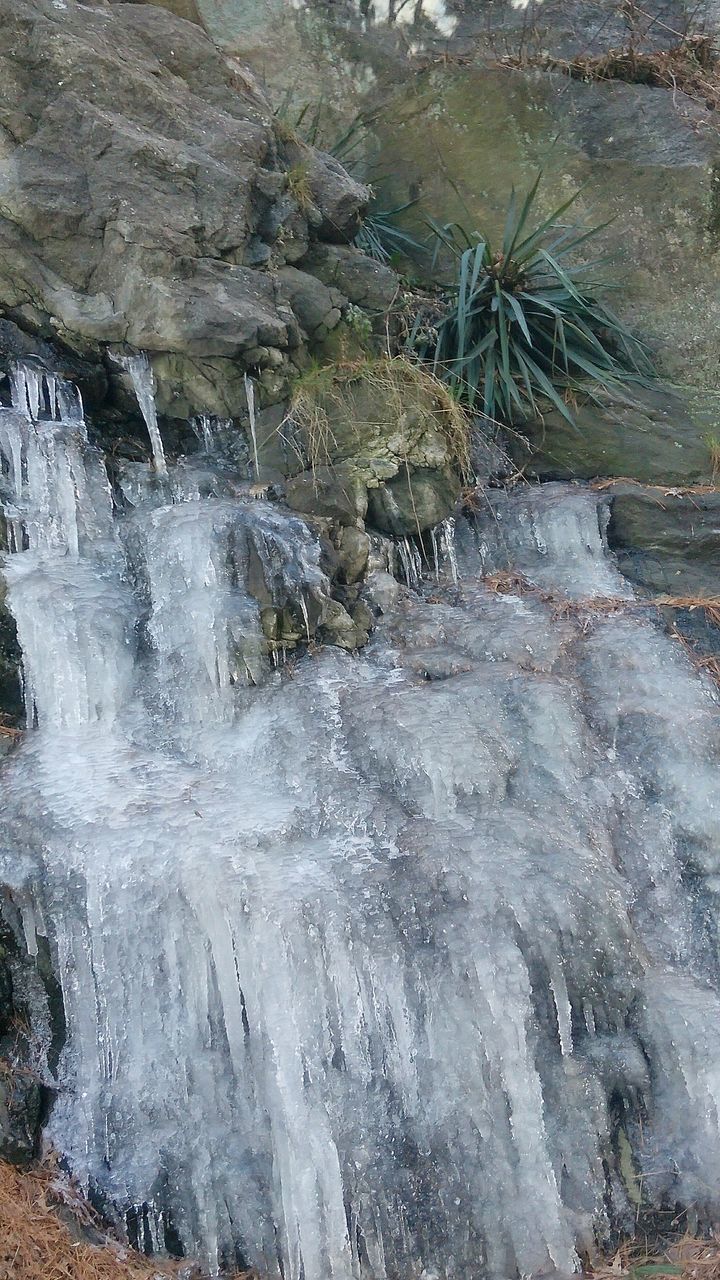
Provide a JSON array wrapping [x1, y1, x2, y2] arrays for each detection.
[[1, 366, 720, 1280]]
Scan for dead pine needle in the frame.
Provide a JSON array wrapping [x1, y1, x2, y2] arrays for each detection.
[[0, 1158, 177, 1280]]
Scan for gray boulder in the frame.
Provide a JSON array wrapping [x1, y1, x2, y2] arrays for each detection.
[[0, 0, 375, 419]]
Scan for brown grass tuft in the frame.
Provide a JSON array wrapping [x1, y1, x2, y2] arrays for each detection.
[[287, 355, 472, 482], [669, 1231, 720, 1279]]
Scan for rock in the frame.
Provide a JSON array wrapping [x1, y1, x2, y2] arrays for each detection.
[[298, 149, 370, 244], [0, 320, 108, 411], [0, 0, 387, 421], [0, 916, 45, 1166], [0, 584, 23, 729], [335, 526, 371, 584], [360, 62, 720, 395], [277, 267, 345, 341], [362, 570, 402, 614], [285, 465, 368, 526], [121, 0, 202, 24], [367, 466, 460, 537], [286, 358, 465, 535], [510, 385, 716, 486], [304, 245, 397, 312], [319, 598, 367, 650], [350, 599, 373, 633], [0, 1058, 42, 1165], [606, 484, 720, 596], [469, 422, 514, 485]]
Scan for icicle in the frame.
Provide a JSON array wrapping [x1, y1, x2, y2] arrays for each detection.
[[192, 414, 216, 454], [440, 516, 459, 584], [2, 388, 720, 1280], [116, 352, 168, 477], [550, 966, 573, 1057], [299, 595, 311, 644], [244, 373, 261, 482], [396, 535, 422, 588], [10, 363, 41, 421], [430, 524, 440, 580]]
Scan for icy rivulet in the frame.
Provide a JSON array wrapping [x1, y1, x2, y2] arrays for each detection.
[[1, 365, 720, 1280]]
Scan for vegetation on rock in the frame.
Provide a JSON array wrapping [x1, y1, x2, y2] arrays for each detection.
[[407, 177, 653, 427], [285, 354, 470, 534]]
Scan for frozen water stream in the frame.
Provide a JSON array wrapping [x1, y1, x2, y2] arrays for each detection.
[[1, 365, 720, 1279]]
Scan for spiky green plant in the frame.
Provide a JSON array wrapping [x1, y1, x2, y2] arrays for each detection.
[[409, 176, 653, 426], [354, 200, 425, 264]]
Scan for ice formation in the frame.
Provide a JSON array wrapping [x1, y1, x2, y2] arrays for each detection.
[[1, 363, 720, 1279]]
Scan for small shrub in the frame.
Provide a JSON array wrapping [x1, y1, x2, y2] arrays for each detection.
[[344, 304, 373, 341], [408, 176, 653, 426], [704, 433, 720, 481], [286, 163, 314, 214]]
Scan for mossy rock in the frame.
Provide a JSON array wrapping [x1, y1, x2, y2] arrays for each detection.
[[509, 385, 717, 486], [286, 357, 466, 535]]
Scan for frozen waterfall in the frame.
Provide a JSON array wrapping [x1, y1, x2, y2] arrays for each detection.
[[1, 363, 720, 1280]]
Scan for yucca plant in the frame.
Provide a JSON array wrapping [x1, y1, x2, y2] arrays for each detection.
[[408, 176, 653, 426], [354, 200, 425, 264]]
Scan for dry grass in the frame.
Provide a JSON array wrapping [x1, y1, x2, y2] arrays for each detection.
[[704, 435, 720, 483], [654, 594, 720, 628], [285, 162, 314, 214], [670, 1231, 720, 1279], [501, 34, 720, 112], [0, 1157, 181, 1280], [587, 1232, 720, 1280], [286, 361, 341, 477], [591, 479, 720, 497], [287, 355, 472, 483]]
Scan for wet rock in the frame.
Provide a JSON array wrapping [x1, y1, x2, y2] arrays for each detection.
[[335, 526, 371, 584], [319, 598, 368, 650], [0, 585, 23, 730], [0, 1056, 42, 1166], [285, 465, 368, 526], [0, 321, 108, 412], [607, 485, 720, 596], [367, 465, 460, 537], [362, 569, 402, 614], [0, 917, 43, 1166], [350, 599, 373, 633]]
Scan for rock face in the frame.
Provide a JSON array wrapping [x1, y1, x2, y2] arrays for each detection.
[[607, 484, 720, 596], [509, 386, 718, 486], [0, 0, 372, 420], [283, 358, 465, 536], [0, 912, 47, 1166]]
